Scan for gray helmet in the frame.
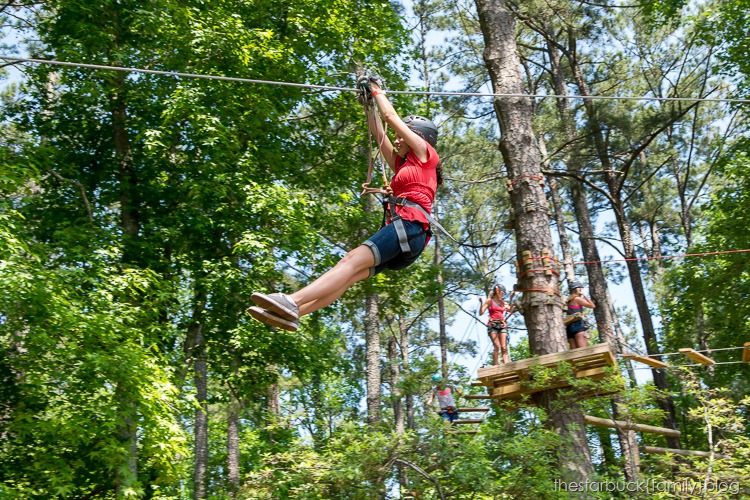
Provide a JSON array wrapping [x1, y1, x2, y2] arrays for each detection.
[[493, 283, 506, 297], [568, 280, 584, 292], [403, 115, 438, 147]]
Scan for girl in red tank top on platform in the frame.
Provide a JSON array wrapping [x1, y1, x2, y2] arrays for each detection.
[[480, 284, 514, 365]]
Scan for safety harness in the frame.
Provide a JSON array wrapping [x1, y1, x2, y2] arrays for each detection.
[[564, 302, 585, 326], [358, 84, 457, 253]]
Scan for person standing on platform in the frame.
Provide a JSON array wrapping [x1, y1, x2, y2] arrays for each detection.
[[480, 284, 514, 365], [565, 280, 596, 349]]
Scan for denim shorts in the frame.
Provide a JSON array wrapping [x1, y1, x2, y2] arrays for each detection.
[[363, 219, 428, 276], [566, 320, 587, 339]]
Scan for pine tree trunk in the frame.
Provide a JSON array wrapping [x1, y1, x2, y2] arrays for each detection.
[[474, 0, 595, 486], [388, 336, 404, 434], [538, 134, 574, 281], [564, 35, 681, 450], [193, 322, 208, 500], [543, 29, 641, 479], [111, 68, 139, 495], [365, 293, 382, 425], [399, 317, 415, 430], [611, 200, 680, 449], [595, 426, 615, 470], [434, 206, 448, 377], [227, 392, 240, 494]]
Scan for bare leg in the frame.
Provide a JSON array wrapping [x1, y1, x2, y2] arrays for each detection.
[[500, 331, 510, 364], [568, 337, 576, 350], [489, 331, 501, 365], [296, 267, 370, 315], [575, 331, 588, 348], [290, 245, 375, 316]]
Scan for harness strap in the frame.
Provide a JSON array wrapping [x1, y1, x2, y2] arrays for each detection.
[[385, 196, 458, 243]]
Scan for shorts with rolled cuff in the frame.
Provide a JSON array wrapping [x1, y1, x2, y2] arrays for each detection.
[[363, 219, 428, 277]]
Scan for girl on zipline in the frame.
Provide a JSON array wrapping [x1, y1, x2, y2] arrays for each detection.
[[479, 284, 513, 364], [248, 77, 441, 331], [565, 280, 596, 349]]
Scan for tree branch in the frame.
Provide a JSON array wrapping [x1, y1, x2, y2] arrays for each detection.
[[542, 169, 617, 207], [48, 169, 93, 222]]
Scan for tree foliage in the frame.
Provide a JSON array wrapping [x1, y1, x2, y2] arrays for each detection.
[[1, 0, 749, 497]]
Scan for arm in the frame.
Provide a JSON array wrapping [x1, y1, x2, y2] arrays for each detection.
[[370, 81, 428, 163], [479, 298, 491, 315], [579, 295, 596, 309], [572, 295, 596, 309], [365, 103, 397, 171]]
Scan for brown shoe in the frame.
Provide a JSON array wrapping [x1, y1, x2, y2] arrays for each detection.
[[247, 306, 298, 332], [251, 292, 299, 321]]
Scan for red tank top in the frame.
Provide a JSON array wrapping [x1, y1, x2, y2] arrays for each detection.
[[487, 300, 509, 323], [390, 142, 439, 227]]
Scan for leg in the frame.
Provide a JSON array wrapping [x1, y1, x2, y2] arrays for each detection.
[[489, 330, 501, 366], [290, 245, 375, 316], [449, 412, 459, 426], [575, 331, 588, 348], [500, 330, 510, 364]]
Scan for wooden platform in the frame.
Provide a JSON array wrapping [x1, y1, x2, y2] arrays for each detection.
[[453, 419, 484, 425], [475, 343, 621, 406]]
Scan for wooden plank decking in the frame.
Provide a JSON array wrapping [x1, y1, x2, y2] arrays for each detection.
[[474, 343, 622, 406]]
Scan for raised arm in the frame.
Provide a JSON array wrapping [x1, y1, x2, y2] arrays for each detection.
[[370, 81, 428, 163], [365, 103, 397, 170], [579, 294, 596, 309]]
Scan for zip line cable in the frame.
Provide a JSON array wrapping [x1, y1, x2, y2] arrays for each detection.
[[572, 248, 750, 266], [5, 55, 748, 368], [3, 56, 750, 104]]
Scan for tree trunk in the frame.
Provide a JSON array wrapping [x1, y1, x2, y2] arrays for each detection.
[[434, 203, 449, 378], [399, 317, 415, 430], [564, 35, 681, 450], [227, 391, 240, 495], [365, 293, 382, 425], [595, 426, 615, 471], [474, 0, 595, 485], [193, 320, 208, 500], [611, 200, 680, 449], [227, 356, 241, 495], [387, 336, 404, 434], [539, 136, 575, 282], [542, 29, 641, 478], [111, 67, 139, 495]]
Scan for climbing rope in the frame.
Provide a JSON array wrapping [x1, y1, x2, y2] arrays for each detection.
[[359, 88, 392, 198]]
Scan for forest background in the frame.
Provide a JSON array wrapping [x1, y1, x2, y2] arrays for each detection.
[[1, 0, 749, 498]]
